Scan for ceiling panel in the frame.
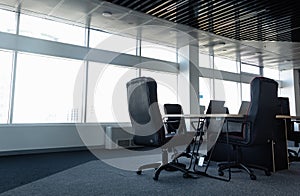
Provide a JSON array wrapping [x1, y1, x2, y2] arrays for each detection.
[[50, 0, 100, 21], [21, 0, 62, 15]]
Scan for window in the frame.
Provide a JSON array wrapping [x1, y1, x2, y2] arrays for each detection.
[[215, 79, 241, 114], [89, 29, 136, 55], [199, 53, 211, 68], [141, 70, 178, 113], [0, 50, 13, 123], [141, 41, 177, 62], [0, 9, 16, 34], [199, 77, 212, 109], [19, 14, 85, 46], [13, 53, 84, 123], [214, 56, 238, 73], [241, 63, 260, 75], [86, 63, 138, 123], [241, 83, 251, 101], [264, 67, 279, 80]]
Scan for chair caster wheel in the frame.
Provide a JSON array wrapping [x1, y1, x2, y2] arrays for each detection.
[[218, 170, 224, 176], [250, 174, 256, 180], [136, 170, 142, 175], [265, 170, 271, 176]]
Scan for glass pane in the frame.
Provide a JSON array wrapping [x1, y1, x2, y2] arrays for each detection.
[[264, 67, 279, 80], [0, 50, 13, 123], [0, 9, 16, 34], [241, 63, 260, 75], [214, 56, 238, 73], [13, 53, 84, 123], [141, 41, 177, 62], [89, 30, 136, 55], [19, 14, 85, 46], [199, 77, 212, 111], [86, 63, 138, 123], [241, 83, 251, 101], [199, 53, 211, 68], [215, 79, 241, 114]]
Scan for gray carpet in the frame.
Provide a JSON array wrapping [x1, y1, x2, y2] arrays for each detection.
[[1, 159, 300, 196]]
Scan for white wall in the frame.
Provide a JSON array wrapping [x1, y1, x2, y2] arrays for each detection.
[[0, 123, 106, 154]]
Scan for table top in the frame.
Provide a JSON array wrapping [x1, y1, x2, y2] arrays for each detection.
[[162, 114, 245, 118], [276, 115, 300, 120]]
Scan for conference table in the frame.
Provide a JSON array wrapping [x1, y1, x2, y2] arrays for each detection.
[[162, 113, 244, 181], [276, 115, 300, 168]]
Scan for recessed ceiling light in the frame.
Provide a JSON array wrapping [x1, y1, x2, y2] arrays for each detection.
[[102, 11, 112, 17]]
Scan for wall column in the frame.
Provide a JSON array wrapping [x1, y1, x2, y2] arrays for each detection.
[[178, 43, 199, 115]]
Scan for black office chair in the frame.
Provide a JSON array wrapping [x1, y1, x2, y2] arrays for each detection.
[[126, 77, 194, 180], [163, 104, 186, 135], [278, 97, 300, 162], [218, 77, 277, 180]]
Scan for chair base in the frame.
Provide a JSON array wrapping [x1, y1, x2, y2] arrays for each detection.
[[218, 162, 257, 180], [136, 150, 193, 180], [288, 149, 300, 162], [136, 161, 189, 179], [153, 161, 188, 180]]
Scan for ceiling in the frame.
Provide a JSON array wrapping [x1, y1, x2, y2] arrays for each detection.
[[106, 0, 300, 43], [1, 0, 300, 70]]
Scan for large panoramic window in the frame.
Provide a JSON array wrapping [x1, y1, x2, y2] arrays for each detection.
[[241, 83, 251, 101], [86, 63, 138, 123], [214, 79, 241, 114], [214, 56, 239, 73], [241, 63, 260, 75], [13, 53, 84, 123], [199, 77, 212, 110], [89, 29, 136, 55], [199, 53, 211, 68], [0, 50, 13, 123], [0, 9, 16, 34], [19, 14, 85, 46], [264, 67, 279, 80], [141, 41, 177, 62]]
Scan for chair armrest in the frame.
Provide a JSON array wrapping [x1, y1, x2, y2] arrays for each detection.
[[219, 118, 252, 145], [223, 117, 251, 133]]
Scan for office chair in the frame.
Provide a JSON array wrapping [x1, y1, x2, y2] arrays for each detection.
[[163, 104, 198, 161], [278, 97, 300, 162], [126, 77, 194, 180], [163, 104, 186, 134], [218, 77, 277, 180]]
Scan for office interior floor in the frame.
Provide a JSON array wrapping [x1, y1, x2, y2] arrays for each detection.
[[0, 148, 300, 196]]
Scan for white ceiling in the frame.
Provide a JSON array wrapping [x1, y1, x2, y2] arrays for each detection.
[[0, 0, 299, 70]]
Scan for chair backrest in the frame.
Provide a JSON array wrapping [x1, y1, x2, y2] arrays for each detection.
[[206, 100, 226, 114], [238, 101, 250, 115], [247, 77, 279, 145], [199, 105, 206, 114], [126, 77, 165, 147], [164, 104, 186, 134]]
